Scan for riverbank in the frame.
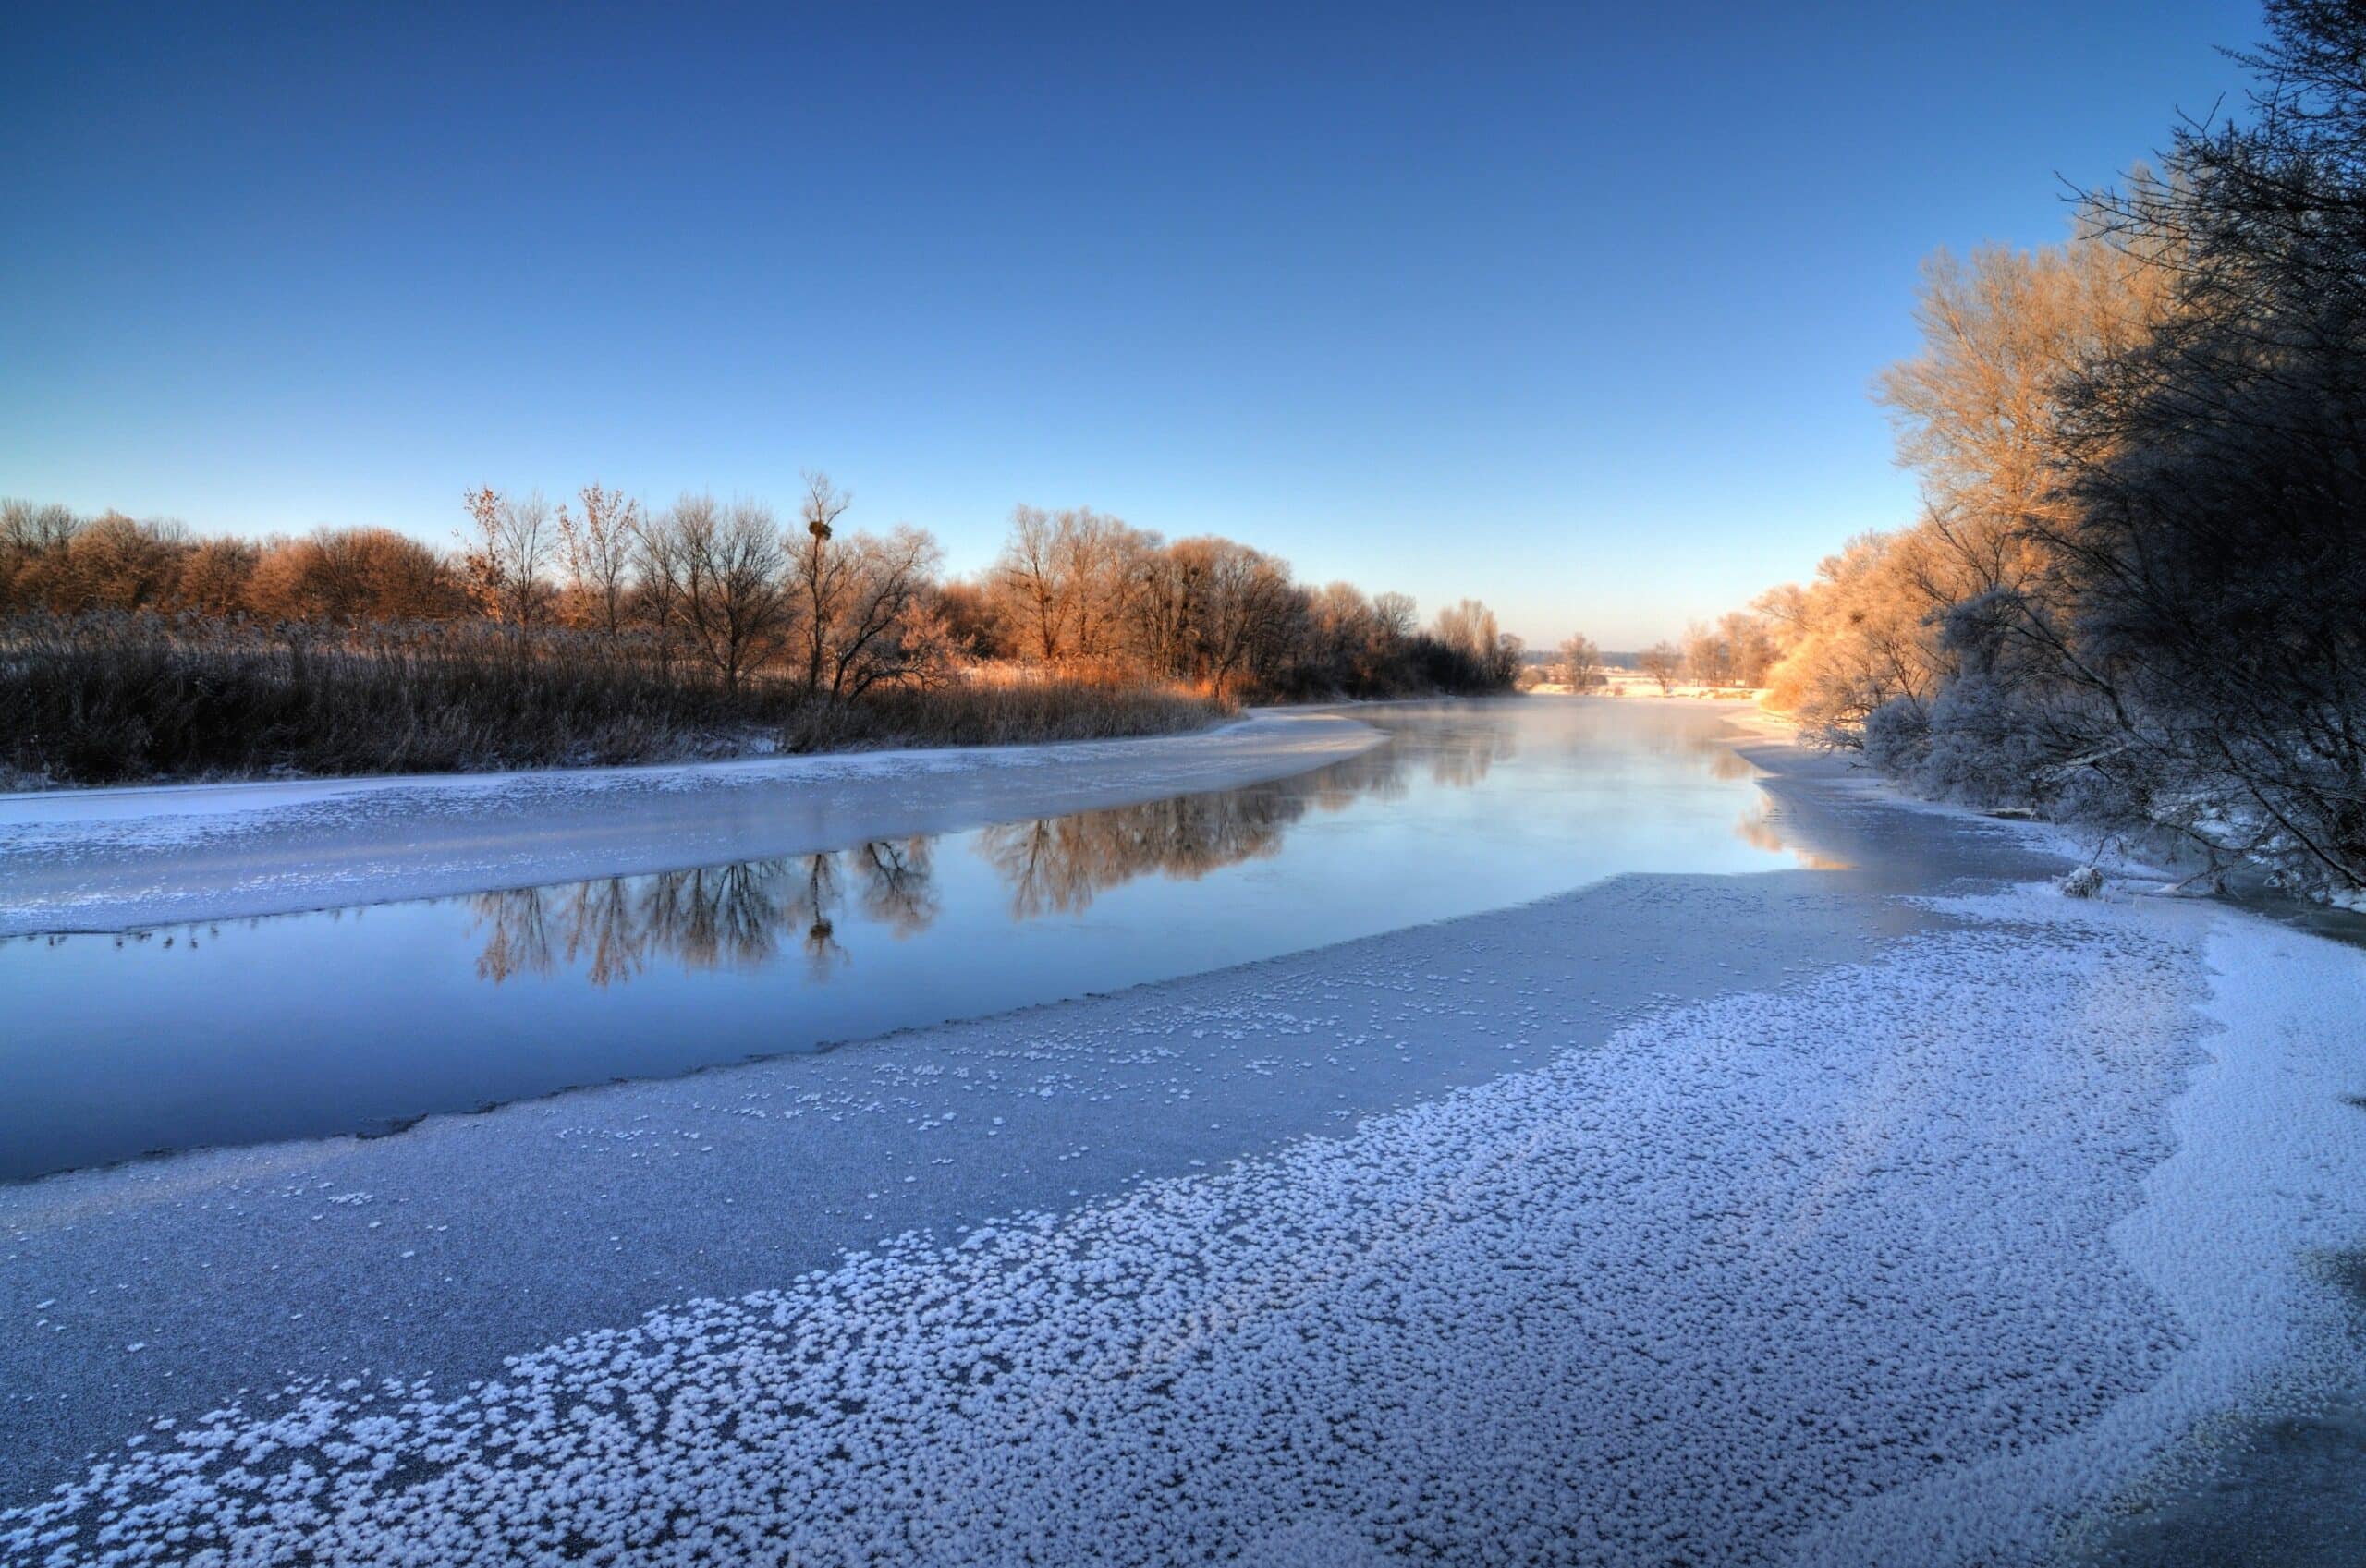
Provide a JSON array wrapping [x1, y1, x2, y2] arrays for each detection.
[[0, 708, 1384, 935], [2, 719, 2360, 1563]]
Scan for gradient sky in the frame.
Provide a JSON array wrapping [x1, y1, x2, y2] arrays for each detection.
[[2, 0, 2262, 646]]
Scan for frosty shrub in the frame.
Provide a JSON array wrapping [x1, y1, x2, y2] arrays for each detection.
[[2058, 866, 2105, 898]]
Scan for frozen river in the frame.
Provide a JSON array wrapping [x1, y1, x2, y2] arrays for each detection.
[[4, 698, 2359, 1565], [2, 699, 1821, 1179]]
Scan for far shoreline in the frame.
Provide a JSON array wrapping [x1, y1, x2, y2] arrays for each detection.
[[0, 706, 1394, 936]]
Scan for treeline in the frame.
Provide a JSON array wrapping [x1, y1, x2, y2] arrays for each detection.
[[1539, 617, 1780, 697], [0, 480, 1518, 784], [1614, 615, 1780, 695], [0, 482, 1518, 699], [1741, 0, 2366, 904], [945, 504, 1519, 699]]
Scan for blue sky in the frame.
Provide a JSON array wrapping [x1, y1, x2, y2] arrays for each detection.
[[2, 1, 2260, 646]]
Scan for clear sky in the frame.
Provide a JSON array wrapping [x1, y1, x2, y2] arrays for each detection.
[[2, 0, 2262, 647]]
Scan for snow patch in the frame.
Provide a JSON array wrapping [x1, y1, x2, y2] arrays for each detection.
[[15, 887, 2357, 1564]]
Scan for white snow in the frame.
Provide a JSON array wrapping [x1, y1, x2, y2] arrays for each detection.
[[4, 869, 2358, 1564]]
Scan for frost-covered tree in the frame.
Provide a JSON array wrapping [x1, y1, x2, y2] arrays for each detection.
[[1750, 0, 2366, 901]]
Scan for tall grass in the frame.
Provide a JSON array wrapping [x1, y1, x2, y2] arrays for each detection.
[[780, 679, 1231, 753], [0, 614, 1228, 786]]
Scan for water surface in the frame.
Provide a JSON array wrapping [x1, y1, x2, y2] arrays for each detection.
[[1, 699, 1823, 1179]]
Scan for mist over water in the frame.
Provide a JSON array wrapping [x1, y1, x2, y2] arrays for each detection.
[[1, 700, 1820, 1180]]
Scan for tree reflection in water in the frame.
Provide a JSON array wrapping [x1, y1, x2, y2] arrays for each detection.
[[466, 713, 1516, 985], [470, 850, 900, 984], [1731, 808, 1851, 870]]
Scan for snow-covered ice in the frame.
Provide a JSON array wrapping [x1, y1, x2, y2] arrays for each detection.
[[1, 723, 2360, 1564], [0, 710, 1383, 935]]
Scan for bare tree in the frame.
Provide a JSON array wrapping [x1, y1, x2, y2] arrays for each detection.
[[815, 525, 950, 699], [1061, 510, 1152, 671], [1124, 541, 1199, 679], [994, 504, 1069, 665], [645, 494, 793, 691], [1558, 633, 1604, 692], [556, 483, 641, 637], [1433, 599, 1500, 663], [1638, 641, 1682, 695], [458, 487, 555, 629], [1173, 536, 1295, 699], [789, 470, 856, 696], [1680, 621, 1731, 688], [629, 504, 687, 667], [1309, 582, 1380, 689], [18, 513, 188, 614], [174, 535, 262, 616], [991, 505, 1150, 670]]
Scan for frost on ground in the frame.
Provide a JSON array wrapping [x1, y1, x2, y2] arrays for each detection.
[[9, 881, 2358, 1566]]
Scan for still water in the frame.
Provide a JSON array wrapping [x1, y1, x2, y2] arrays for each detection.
[[0, 699, 1821, 1180]]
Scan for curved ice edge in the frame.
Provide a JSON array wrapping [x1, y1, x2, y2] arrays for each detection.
[[1796, 888, 2366, 1564], [7, 880, 2359, 1564], [0, 710, 1333, 826]]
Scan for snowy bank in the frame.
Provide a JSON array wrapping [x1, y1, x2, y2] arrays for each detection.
[[0, 709, 1383, 935]]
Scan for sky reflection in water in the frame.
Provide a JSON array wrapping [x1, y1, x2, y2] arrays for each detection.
[[1, 700, 1830, 1179]]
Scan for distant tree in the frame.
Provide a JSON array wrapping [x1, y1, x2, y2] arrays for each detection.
[[1680, 621, 1728, 687], [0, 499, 83, 608], [629, 505, 688, 668], [1638, 641, 1681, 695], [1491, 631, 1524, 688], [991, 504, 1149, 671], [458, 488, 555, 628], [1433, 598, 1499, 664], [1756, 531, 1945, 743], [1173, 535, 1296, 699], [173, 535, 261, 616], [1558, 633, 1604, 692], [1726, 611, 1777, 687], [645, 493, 793, 691], [1308, 582, 1381, 690], [992, 504, 1067, 664], [1124, 541, 1200, 679], [250, 528, 461, 623], [789, 470, 856, 695], [1677, 612, 1776, 689], [813, 525, 950, 699], [18, 513, 188, 614], [930, 577, 1006, 660], [556, 484, 641, 637], [0, 498, 80, 557]]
